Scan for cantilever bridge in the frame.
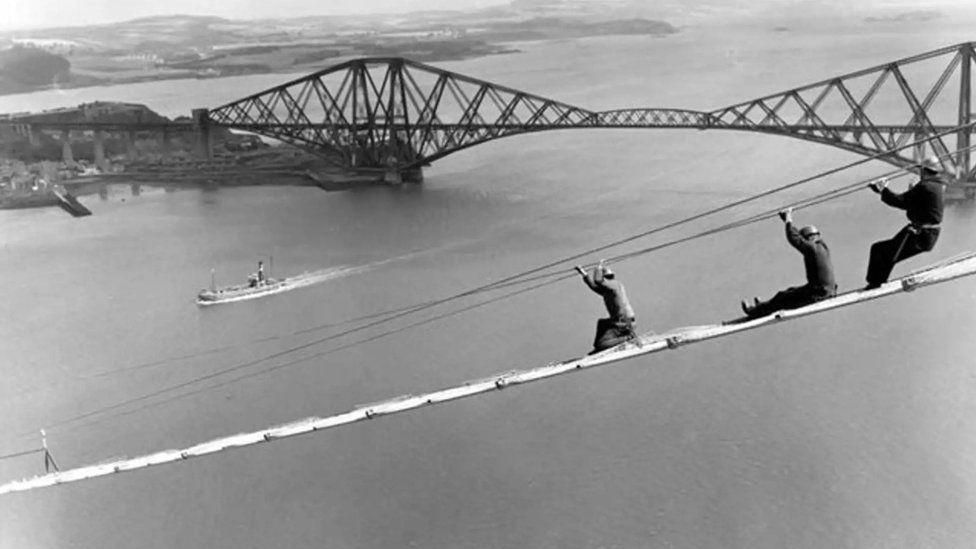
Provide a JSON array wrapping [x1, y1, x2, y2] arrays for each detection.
[[203, 41, 976, 188], [5, 42, 976, 191]]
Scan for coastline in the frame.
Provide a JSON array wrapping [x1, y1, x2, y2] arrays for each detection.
[[0, 48, 523, 100], [0, 149, 394, 213]]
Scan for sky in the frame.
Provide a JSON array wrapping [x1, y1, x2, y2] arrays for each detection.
[[0, 0, 510, 31], [2, 0, 975, 32]]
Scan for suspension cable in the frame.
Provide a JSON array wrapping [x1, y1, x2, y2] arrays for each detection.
[[7, 252, 976, 495], [14, 129, 974, 442], [9, 163, 927, 437], [66, 128, 976, 383], [0, 448, 43, 461], [468, 121, 976, 292]]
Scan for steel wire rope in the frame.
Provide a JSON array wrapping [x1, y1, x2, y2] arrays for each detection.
[[31, 164, 929, 436], [13, 128, 974, 442], [479, 140, 976, 286], [11, 155, 926, 439], [0, 448, 43, 461], [63, 275, 563, 435], [467, 169, 912, 286], [69, 129, 976, 384], [607, 146, 974, 265], [39, 170, 896, 394], [464, 121, 976, 293], [84, 300, 436, 379]]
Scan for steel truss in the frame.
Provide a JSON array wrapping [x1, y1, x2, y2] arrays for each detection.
[[207, 43, 976, 183], [710, 42, 976, 182], [208, 58, 596, 170]]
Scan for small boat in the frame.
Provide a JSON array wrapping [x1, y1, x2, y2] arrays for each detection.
[[197, 260, 290, 305]]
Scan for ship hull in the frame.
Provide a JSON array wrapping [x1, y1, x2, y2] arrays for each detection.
[[196, 279, 290, 305]]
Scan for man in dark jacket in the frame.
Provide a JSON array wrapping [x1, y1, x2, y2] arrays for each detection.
[[864, 156, 946, 289], [575, 261, 637, 354], [741, 208, 837, 318]]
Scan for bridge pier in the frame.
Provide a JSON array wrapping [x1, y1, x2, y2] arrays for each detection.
[[125, 130, 137, 161], [401, 166, 423, 184], [60, 130, 73, 164], [27, 124, 40, 148], [382, 170, 402, 185], [161, 129, 172, 154], [382, 166, 423, 185], [192, 108, 213, 161], [93, 131, 108, 171]]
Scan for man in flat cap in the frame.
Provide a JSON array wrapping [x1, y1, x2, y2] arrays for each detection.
[[864, 156, 947, 289]]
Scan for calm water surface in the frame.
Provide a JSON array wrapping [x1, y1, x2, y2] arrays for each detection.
[[2, 25, 976, 549]]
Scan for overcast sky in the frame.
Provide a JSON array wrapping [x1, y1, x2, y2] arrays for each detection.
[[2, 0, 975, 32], [0, 0, 509, 31]]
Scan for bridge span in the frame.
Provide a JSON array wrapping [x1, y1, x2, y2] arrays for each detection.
[[4, 42, 976, 194], [203, 41, 976, 191]]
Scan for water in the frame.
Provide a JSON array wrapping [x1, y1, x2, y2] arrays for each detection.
[[3, 24, 976, 549]]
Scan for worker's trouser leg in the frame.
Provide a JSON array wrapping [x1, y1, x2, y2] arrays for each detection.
[[750, 286, 806, 318], [591, 317, 636, 353], [866, 226, 939, 286], [749, 284, 835, 318]]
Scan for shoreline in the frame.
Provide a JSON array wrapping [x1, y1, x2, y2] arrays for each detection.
[[0, 48, 522, 100], [0, 165, 396, 212]]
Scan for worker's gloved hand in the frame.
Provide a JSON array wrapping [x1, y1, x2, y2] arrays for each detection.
[[778, 207, 793, 223], [868, 178, 888, 194]]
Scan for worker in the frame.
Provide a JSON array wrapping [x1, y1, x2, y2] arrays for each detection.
[[864, 156, 946, 289], [575, 261, 637, 354], [741, 208, 837, 318], [257, 261, 265, 284]]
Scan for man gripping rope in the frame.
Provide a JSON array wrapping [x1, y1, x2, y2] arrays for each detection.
[[740, 208, 837, 318], [864, 156, 947, 289], [576, 261, 637, 354]]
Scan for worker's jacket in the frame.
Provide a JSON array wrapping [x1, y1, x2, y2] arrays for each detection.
[[583, 270, 636, 321], [785, 222, 836, 295], [880, 173, 945, 226]]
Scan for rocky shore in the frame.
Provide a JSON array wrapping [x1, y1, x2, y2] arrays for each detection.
[[0, 102, 393, 212]]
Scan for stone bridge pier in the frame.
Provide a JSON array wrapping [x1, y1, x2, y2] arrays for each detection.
[[382, 166, 424, 184], [60, 130, 73, 164], [192, 108, 213, 160]]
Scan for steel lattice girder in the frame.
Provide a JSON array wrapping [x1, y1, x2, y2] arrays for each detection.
[[208, 58, 599, 169], [208, 43, 976, 180], [709, 42, 976, 180]]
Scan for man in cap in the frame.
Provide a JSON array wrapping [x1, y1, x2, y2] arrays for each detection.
[[864, 155, 947, 289], [575, 260, 637, 354], [740, 208, 837, 318]]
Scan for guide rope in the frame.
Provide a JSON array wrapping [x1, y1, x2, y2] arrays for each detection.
[[11, 126, 975, 443], [81, 130, 976, 382], [4, 252, 976, 495]]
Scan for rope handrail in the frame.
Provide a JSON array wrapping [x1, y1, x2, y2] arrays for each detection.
[[3, 253, 975, 495], [13, 126, 976, 443]]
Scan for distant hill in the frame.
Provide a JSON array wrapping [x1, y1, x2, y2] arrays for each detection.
[[486, 16, 676, 40], [0, 46, 71, 94], [0, 5, 683, 97], [864, 10, 943, 24]]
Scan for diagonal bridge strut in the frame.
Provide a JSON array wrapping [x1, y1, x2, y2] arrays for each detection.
[[204, 42, 976, 194]]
